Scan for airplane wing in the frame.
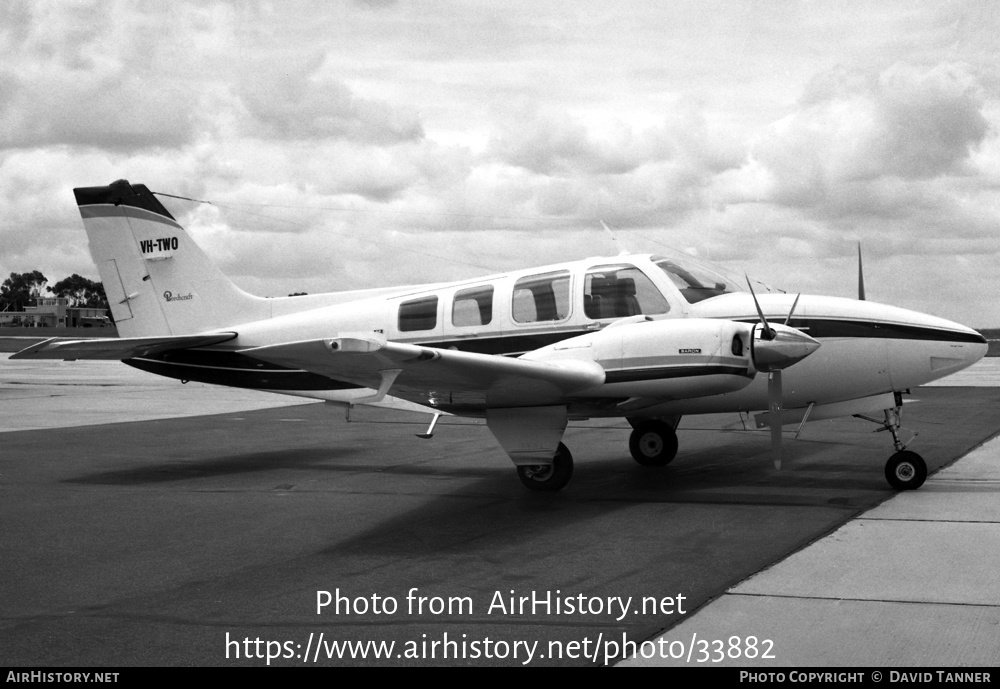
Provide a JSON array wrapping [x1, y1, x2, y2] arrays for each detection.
[[241, 336, 606, 409], [10, 333, 238, 360]]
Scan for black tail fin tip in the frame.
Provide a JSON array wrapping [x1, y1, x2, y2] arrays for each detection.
[[73, 180, 175, 221]]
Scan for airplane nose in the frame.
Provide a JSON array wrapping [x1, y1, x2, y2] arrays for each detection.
[[922, 327, 988, 375], [962, 332, 990, 366], [752, 323, 821, 372], [885, 316, 987, 389]]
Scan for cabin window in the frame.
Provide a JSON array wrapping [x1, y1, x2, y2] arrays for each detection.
[[398, 296, 438, 331], [512, 271, 570, 323], [452, 285, 494, 327], [584, 264, 669, 319]]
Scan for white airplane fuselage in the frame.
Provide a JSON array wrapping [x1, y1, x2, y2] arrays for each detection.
[[125, 252, 986, 420]]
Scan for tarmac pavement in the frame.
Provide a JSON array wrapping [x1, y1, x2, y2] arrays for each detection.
[[2, 354, 998, 667]]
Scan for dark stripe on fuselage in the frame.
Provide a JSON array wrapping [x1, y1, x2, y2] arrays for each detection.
[[419, 329, 592, 356], [125, 350, 360, 391], [735, 318, 986, 344], [416, 318, 984, 357], [126, 318, 981, 392], [604, 365, 752, 384]]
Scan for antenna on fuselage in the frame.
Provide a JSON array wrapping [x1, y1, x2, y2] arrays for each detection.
[[858, 242, 866, 301], [600, 221, 629, 256]]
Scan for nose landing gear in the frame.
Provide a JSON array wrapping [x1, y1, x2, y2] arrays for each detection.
[[885, 450, 927, 490], [857, 404, 926, 490]]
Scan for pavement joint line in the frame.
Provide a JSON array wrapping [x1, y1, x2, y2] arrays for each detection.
[[929, 478, 1000, 484], [859, 520, 1000, 525], [726, 592, 1000, 608], [858, 517, 1000, 523]]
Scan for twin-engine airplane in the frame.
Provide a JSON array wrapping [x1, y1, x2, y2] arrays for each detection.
[[13, 180, 987, 491]]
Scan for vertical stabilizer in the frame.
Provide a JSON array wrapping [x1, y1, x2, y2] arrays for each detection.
[[75, 180, 269, 337]]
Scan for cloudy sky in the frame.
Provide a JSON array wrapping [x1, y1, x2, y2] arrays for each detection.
[[2, 0, 999, 326]]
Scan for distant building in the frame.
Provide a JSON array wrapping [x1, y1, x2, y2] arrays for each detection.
[[0, 296, 110, 328]]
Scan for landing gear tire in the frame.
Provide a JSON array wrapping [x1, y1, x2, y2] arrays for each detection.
[[629, 421, 679, 466], [884, 450, 927, 490], [516, 443, 574, 492]]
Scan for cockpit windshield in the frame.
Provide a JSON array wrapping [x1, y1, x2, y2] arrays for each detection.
[[652, 254, 743, 304]]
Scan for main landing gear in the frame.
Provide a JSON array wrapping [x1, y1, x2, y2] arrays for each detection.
[[857, 404, 927, 490], [515, 417, 680, 491], [516, 443, 574, 492], [628, 420, 679, 466]]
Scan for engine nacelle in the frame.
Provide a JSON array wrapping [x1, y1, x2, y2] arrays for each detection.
[[525, 318, 759, 400]]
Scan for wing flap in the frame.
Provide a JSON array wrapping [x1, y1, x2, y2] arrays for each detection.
[[10, 332, 238, 360], [241, 336, 605, 409]]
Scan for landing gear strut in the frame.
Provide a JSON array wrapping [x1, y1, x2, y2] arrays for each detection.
[[628, 420, 679, 466], [516, 443, 574, 492], [858, 404, 926, 490]]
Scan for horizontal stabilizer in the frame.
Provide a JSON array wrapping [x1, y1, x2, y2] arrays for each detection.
[[10, 332, 238, 361]]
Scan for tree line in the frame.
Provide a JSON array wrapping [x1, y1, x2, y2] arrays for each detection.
[[2, 271, 311, 317], [1, 271, 110, 314]]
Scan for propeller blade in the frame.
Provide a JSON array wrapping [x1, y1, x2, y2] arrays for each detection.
[[745, 275, 774, 340], [768, 370, 783, 469], [784, 293, 801, 326]]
